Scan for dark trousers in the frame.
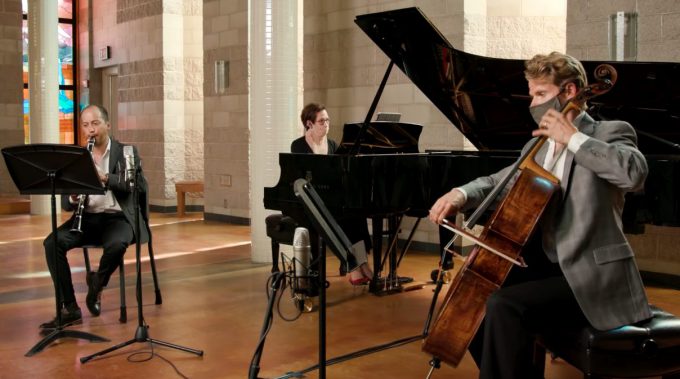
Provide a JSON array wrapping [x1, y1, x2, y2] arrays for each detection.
[[43, 212, 134, 306], [468, 236, 588, 379]]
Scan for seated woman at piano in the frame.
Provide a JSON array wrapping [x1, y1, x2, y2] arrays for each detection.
[[291, 103, 374, 285]]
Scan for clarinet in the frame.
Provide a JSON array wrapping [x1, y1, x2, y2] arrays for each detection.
[[70, 137, 96, 233]]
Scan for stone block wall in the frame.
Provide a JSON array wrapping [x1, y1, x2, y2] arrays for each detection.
[[486, 0, 566, 58], [202, 0, 249, 222], [86, 0, 203, 208], [0, 0, 23, 194], [568, 0, 680, 61], [567, 0, 680, 277]]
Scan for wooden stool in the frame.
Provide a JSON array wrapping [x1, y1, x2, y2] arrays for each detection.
[[535, 305, 680, 378], [175, 181, 204, 216]]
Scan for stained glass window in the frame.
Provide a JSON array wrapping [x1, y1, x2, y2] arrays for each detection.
[[22, 0, 76, 145]]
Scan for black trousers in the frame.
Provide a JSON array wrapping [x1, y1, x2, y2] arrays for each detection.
[[43, 212, 134, 306], [468, 235, 588, 379]]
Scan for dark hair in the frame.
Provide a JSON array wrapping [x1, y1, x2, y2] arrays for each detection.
[[300, 103, 326, 130], [81, 104, 110, 123]]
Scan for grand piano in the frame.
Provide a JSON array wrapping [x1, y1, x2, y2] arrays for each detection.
[[264, 7, 680, 292]]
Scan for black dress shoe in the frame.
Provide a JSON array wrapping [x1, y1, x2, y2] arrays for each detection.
[[39, 304, 82, 329], [86, 271, 103, 316]]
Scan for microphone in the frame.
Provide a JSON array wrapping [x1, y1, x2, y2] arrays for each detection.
[[123, 145, 135, 188], [292, 227, 311, 294]]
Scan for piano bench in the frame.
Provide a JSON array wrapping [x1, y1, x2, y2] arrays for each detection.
[[534, 305, 680, 379], [265, 214, 299, 273]]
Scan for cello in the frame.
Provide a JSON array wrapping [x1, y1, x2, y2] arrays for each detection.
[[422, 64, 618, 368]]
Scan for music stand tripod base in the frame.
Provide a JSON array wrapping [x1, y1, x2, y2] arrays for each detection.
[[1, 144, 110, 357], [26, 328, 109, 357]]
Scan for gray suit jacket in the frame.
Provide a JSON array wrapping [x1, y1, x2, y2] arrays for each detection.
[[459, 113, 652, 330], [62, 138, 149, 244]]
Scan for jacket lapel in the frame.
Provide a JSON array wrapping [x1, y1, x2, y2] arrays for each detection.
[[561, 113, 596, 198], [109, 138, 120, 174], [534, 141, 549, 167], [561, 151, 574, 195]]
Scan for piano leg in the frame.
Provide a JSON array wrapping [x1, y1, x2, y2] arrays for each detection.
[[369, 215, 415, 295], [369, 217, 383, 294]]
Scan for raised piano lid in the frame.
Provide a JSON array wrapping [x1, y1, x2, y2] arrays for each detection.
[[354, 7, 680, 156], [335, 121, 423, 154]]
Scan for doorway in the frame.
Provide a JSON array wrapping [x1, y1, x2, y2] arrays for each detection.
[[101, 66, 119, 136]]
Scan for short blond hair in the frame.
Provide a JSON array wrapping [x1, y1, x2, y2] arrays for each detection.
[[524, 52, 588, 90]]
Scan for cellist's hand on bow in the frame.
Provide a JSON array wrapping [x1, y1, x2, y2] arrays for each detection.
[[532, 108, 578, 145], [429, 189, 466, 225]]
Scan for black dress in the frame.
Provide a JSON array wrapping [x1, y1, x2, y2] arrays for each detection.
[[290, 136, 337, 154], [290, 136, 371, 270]]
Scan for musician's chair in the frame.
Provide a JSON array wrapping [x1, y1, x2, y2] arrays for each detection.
[[82, 246, 127, 322], [535, 304, 680, 378], [81, 240, 163, 323]]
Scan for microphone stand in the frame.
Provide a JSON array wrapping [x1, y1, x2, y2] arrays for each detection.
[[81, 163, 203, 363], [266, 180, 425, 379]]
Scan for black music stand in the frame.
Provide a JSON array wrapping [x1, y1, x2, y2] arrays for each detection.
[[294, 178, 351, 379], [79, 160, 203, 364], [1, 143, 109, 357], [261, 179, 424, 379]]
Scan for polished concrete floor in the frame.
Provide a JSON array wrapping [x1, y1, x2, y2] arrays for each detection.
[[0, 211, 677, 378]]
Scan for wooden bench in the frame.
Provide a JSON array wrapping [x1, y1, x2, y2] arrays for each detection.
[[175, 181, 204, 216], [535, 304, 680, 379]]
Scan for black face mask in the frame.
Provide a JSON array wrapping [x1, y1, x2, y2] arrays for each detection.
[[529, 95, 562, 126]]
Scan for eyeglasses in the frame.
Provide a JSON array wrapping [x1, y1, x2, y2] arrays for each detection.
[[315, 118, 330, 125]]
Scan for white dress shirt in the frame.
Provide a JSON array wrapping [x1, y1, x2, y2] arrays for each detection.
[[85, 138, 122, 213]]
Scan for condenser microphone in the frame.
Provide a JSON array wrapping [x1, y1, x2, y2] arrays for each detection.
[[123, 145, 135, 188], [292, 227, 311, 293]]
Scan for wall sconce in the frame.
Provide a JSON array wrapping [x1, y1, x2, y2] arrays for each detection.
[[214, 60, 229, 95], [609, 12, 637, 61]]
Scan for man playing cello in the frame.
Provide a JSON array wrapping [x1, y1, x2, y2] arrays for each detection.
[[429, 52, 651, 379]]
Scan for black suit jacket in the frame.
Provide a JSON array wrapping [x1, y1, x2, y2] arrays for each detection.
[[62, 138, 149, 244]]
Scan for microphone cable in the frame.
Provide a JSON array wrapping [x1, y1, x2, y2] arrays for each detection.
[[249, 271, 287, 379], [273, 253, 322, 322], [126, 340, 190, 379]]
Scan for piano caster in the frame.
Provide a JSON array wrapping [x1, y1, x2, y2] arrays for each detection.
[[430, 268, 452, 284]]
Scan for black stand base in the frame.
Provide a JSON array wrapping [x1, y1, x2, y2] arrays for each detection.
[[80, 325, 203, 363], [26, 327, 109, 357], [80, 167, 202, 365]]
